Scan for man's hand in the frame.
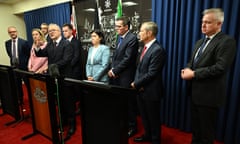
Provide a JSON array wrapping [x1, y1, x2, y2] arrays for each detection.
[[181, 68, 195, 80]]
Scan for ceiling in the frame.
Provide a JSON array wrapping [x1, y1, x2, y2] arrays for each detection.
[[0, 0, 25, 4]]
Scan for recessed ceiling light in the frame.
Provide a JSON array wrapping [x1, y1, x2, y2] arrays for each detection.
[[83, 8, 95, 12], [122, 1, 138, 6]]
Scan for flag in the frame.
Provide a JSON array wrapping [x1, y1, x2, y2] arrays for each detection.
[[117, 0, 122, 18], [94, 0, 100, 30], [71, 4, 78, 38]]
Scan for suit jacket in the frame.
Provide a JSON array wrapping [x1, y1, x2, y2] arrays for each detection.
[[86, 44, 110, 82], [187, 32, 236, 107], [111, 32, 139, 87], [134, 41, 166, 101], [35, 38, 73, 77], [5, 38, 31, 70], [69, 37, 84, 80]]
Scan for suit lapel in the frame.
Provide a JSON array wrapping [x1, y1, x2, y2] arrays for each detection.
[[196, 32, 223, 63], [139, 42, 155, 66], [92, 46, 102, 63]]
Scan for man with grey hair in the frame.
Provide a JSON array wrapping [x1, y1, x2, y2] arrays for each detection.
[[131, 21, 166, 144], [181, 8, 236, 144], [35, 23, 74, 141]]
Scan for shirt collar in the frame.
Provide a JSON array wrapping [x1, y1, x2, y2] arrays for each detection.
[[55, 36, 62, 44], [67, 35, 73, 42], [12, 37, 18, 42], [206, 31, 220, 40], [120, 30, 129, 39], [145, 38, 156, 49]]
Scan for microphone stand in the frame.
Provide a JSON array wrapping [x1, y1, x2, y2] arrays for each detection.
[[54, 77, 64, 144]]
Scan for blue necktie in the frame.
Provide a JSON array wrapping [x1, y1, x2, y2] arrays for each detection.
[[194, 37, 210, 64], [117, 36, 123, 48]]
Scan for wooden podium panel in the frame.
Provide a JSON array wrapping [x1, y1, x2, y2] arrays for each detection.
[[29, 78, 52, 139], [13, 69, 60, 144]]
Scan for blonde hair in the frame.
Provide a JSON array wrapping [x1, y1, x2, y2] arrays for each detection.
[[203, 8, 224, 23], [32, 28, 46, 42]]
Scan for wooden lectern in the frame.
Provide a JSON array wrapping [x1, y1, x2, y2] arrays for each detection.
[[13, 69, 60, 144]]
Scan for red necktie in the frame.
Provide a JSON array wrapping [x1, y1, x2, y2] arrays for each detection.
[[140, 46, 147, 61]]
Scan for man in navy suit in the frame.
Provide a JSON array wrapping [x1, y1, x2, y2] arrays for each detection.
[[108, 16, 139, 137], [62, 23, 84, 140], [40, 23, 51, 42], [131, 22, 166, 144], [181, 8, 236, 144], [5, 26, 31, 104], [35, 23, 73, 141]]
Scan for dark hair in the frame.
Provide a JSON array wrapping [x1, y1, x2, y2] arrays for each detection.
[[62, 23, 73, 30], [91, 29, 105, 44], [116, 16, 130, 29]]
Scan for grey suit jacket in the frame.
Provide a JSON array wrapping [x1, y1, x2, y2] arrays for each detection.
[[187, 32, 236, 107]]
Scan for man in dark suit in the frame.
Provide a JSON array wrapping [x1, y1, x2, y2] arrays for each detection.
[[5, 26, 31, 104], [35, 23, 73, 141], [40, 23, 51, 42], [181, 8, 236, 144], [108, 16, 139, 137], [62, 23, 84, 140], [62, 23, 84, 80], [131, 22, 166, 144]]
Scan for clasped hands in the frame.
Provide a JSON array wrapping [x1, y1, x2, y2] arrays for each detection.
[[181, 68, 195, 80]]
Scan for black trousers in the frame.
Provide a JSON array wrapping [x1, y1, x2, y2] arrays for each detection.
[[60, 83, 76, 124], [137, 95, 161, 144], [191, 102, 218, 144], [110, 78, 138, 128]]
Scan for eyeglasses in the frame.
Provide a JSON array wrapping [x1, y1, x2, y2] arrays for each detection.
[[8, 31, 17, 34], [48, 29, 58, 33]]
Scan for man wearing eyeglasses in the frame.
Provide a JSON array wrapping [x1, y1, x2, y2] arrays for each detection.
[[5, 26, 31, 104]]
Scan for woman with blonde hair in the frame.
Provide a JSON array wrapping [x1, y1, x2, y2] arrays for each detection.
[[28, 28, 48, 73]]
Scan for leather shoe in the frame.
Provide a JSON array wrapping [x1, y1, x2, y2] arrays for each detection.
[[134, 135, 151, 142], [64, 128, 76, 141], [128, 128, 137, 137]]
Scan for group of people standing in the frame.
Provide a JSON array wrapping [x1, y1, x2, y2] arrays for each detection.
[[4, 7, 236, 144]]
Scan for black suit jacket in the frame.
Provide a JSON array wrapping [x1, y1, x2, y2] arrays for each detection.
[[35, 38, 73, 77], [134, 41, 166, 101], [69, 37, 84, 80], [111, 32, 139, 87], [5, 38, 31, 70], [187, 32, 236, 107]]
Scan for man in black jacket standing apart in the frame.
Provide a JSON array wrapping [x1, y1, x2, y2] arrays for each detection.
[[5, 26, 31, 104], [131, 21, 166, 144], [108, 16, 139, 137], [181, 8, 236, 144]]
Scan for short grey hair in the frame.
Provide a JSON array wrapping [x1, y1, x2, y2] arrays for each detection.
[[203, 8, 224, 23], [48, 23, 61, 31], [142, 21, 158, 36]]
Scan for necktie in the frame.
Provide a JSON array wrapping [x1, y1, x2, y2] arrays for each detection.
[[140, 46, 147, 61], [12, 39, 19, 66], [54, 41, 57, 48], [12, 39, 16, 58], [194, 37, 210, 63], [117, 37, 123, 48]]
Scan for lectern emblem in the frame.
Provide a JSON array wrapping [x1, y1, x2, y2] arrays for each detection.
[[34, 87, 47, 103]]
